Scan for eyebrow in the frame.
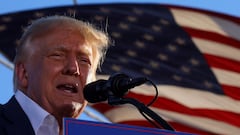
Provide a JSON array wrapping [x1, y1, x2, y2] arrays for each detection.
[[50, 45, 67, 51], [50, 45, 92, 56]]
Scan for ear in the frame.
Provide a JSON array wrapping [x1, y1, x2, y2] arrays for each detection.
[[15, 63, 28, 89]]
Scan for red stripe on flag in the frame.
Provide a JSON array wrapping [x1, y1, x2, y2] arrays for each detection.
[[92, 103, 114, 114], [126, 92, 240, 127], [222, 84, 240, 100], [182, 27, 240, 49], [203, 53, 240, 73]]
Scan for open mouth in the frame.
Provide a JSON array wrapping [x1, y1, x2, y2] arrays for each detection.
[[57, 83, 78, 93]]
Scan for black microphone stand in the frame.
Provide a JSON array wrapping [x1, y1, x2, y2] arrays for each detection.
[[108, 96, 175, 131]]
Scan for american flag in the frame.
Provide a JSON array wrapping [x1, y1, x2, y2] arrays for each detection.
[[0, 3, 239, 135]]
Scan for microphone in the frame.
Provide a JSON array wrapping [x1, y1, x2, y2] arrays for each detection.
[[83, 73, 147, 103]]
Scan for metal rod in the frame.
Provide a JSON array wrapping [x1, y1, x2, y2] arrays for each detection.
[[0, 53, 14, 70], [73, 0, 77, 5]]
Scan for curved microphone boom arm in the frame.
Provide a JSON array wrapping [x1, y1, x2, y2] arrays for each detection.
[[108, 95, 175, 131]]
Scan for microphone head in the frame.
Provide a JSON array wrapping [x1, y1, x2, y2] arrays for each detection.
[[83, 73, 146, 103], [108, 73, 131, 97], [83, 80, 109, 103]]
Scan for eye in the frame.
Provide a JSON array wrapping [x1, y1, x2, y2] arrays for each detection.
[[78, 57, 91, 66], [49, 52, 65, 59]]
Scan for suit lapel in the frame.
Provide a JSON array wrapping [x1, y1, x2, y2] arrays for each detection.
[[2, 96, 35, 135]]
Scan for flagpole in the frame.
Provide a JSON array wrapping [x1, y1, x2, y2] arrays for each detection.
[[0, 53, 14, 70], [72, 0, 77, 5]]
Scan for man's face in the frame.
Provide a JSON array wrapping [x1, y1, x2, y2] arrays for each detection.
[[19, 27, 92, 119]]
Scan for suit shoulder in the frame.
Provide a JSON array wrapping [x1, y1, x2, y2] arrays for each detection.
[[0, 104, 5, 129], [0, 103, 8, 123], [0, 104, 3, 114], [0, 103, 8, 135], [0, 104, 4, 120]]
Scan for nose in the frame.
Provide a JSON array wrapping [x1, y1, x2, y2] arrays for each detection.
[[63, 57, 80, 76]]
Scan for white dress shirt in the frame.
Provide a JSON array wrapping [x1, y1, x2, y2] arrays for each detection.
[[15, 90, 59, 135]]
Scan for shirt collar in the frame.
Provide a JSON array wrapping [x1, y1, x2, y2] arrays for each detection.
[[15, 90, 52, 134]]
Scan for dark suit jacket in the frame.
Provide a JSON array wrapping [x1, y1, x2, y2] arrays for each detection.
[[0, 96, 35, 135]]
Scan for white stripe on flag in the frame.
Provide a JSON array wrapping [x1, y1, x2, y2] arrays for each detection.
[[170, 8, 240, 41], [212, 67, 240, 87], [193, 37, 240, 62]]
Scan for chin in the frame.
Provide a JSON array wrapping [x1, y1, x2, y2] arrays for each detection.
[[60, 101, 85, 118]]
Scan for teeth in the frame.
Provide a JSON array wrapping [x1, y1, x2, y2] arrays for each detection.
[[65, 84, 74, 89], [64, 90, 73, 93], [57, 84, 77, 93]]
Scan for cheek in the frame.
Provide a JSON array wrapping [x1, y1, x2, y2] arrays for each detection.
[[81, 68, 94, 85], [26, 66, 47, 92], [86, 72, 93, 84], [41, 59, 64, 77], [27, 60, 61, 88]]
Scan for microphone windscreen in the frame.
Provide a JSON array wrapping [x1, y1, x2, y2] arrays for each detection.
[[83, 80, 108, 103]]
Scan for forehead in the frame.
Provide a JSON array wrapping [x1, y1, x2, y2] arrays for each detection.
[[49, 43, 93, 56], [29, 27, 92, 54], [32, 26, 85, 45]]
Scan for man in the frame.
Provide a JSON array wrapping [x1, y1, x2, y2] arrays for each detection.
[[0, 15, 110, 135]]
